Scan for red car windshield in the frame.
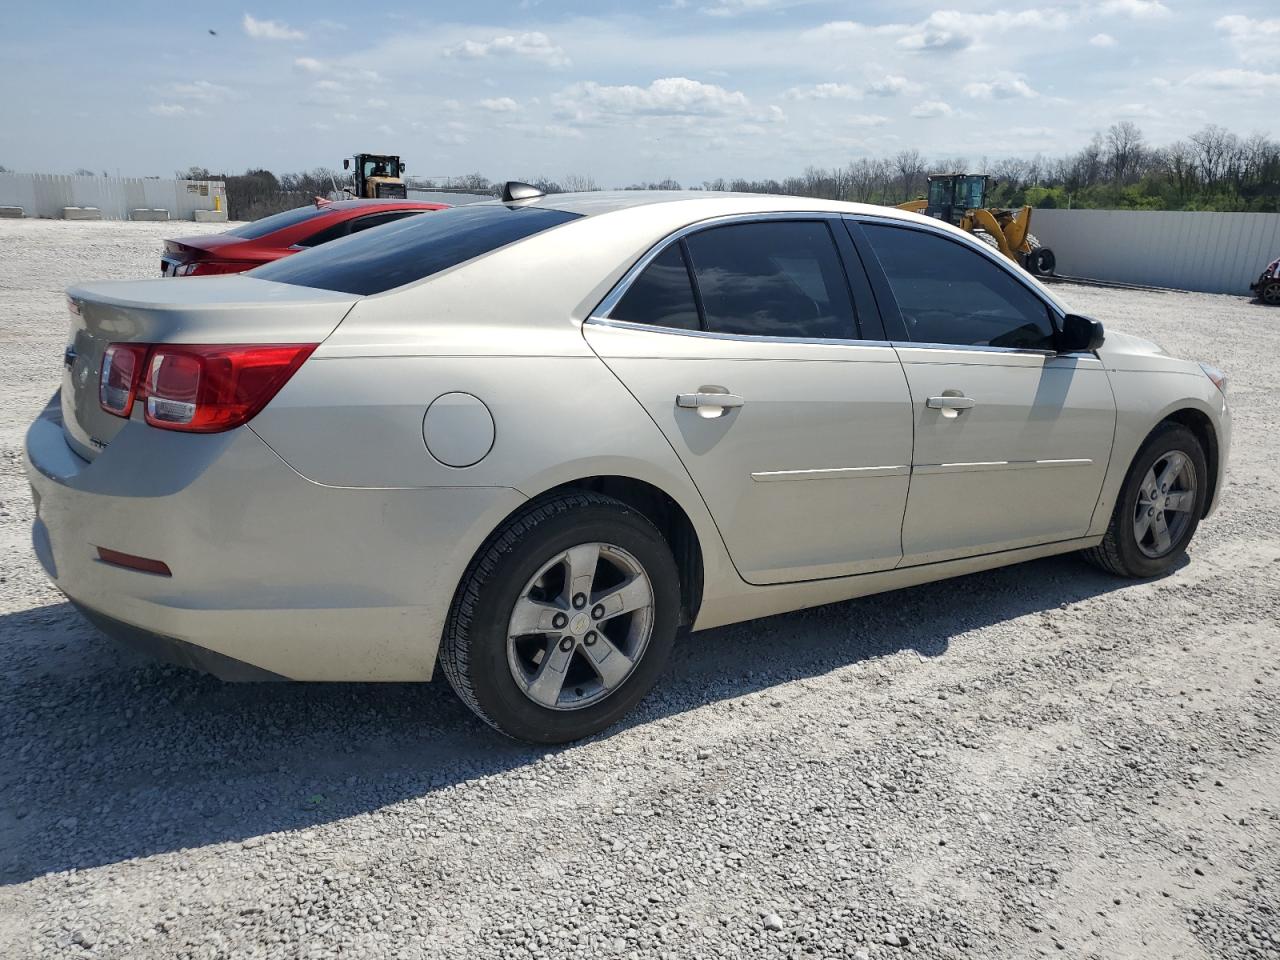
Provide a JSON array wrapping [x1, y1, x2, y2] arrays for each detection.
[[225, 205, 331, 240]]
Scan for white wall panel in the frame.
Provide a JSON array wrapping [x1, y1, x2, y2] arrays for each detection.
[[1032, 209, 1280, 295]]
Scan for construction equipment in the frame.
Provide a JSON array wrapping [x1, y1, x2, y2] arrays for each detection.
[[897, 174, 1056, 276], [343, 153, 408, 200]]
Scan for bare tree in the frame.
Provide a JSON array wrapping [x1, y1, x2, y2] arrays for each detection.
[[1105, 121, 1146, 185], [893, 149, 926, 201], [560, 173, 599, 192]]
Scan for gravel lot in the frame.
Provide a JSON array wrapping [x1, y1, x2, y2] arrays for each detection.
[[0, 218, 1277, 960]]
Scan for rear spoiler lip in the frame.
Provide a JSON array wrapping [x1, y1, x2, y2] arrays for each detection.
[[66, 275, 364, 313]]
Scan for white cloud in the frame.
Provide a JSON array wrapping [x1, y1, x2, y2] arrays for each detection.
[[866, 74, 921, 97], [1215, 15, 1280, 64], [910, 100, 955, 119], [554, 77, 750, 123], [1009, 126, 1055, 137], [165, 80, 233, 103], [479, 96, 520, 112], [807, 8, 1069, 54], [242, 13, 305, 41], [847, 114, 891, 127], [443, 32, 570, 68], [784, 83, 860, 100], [294, 57, 325, 73], [148, 103, 188, 117], [366, 97, 389, 109], [701, 0, 809, 16], [1089, 32, 1117, 47], [1113, 102, 1162, 118], [963, 77, 1037, 99], [436, 131, 468, 145], [1098, 0, 1170, 19], [1182, 68, 1280, 96]]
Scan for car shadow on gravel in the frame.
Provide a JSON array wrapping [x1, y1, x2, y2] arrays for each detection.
[[0, 553, 1138, 885]]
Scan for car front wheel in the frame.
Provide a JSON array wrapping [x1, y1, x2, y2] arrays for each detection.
[[439, 492, 681, 743], [1083, 421, 1208, 578]]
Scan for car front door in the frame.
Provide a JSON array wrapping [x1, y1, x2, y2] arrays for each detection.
[[583, 217, 914, 585], [853, 218, 1116, 566]]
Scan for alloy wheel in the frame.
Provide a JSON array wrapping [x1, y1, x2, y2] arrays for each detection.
[[506, 542, 655, 711], [1133, 450, 1197, 559]]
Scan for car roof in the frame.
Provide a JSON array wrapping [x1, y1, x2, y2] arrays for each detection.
[[485, 189, 921, 223]]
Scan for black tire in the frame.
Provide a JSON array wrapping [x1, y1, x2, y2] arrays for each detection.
[[1023, 235, 1056, 275], [439, 492, 681, 743], [1261, 280, 1280, 306], [1083, 422, 1208, 578]]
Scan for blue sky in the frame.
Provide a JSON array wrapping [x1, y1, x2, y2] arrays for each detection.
[[0, 1, 1274, 185]]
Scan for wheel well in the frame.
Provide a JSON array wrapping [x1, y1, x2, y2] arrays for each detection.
[[541, 476, 704, 627], [1160, 408, 1219, 517]]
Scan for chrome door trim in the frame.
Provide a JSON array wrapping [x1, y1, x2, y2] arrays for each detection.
[[751, 465, 910, 483], [913, 458, 1094, 476], [584, 315, 895, 351]]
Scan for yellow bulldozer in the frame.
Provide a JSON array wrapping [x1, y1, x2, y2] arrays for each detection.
[[897, 174, 1055, 276], [342, 153, 409, 200]]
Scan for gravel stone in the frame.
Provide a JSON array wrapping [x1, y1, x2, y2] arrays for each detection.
[[0, 220, 1278, 960]]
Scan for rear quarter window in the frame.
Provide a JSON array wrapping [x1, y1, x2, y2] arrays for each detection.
[[249, 204, 582, 295]]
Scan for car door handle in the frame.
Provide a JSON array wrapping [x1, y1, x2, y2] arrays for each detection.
[[676, 391, 745, 417], [926, 396, 976, 410]]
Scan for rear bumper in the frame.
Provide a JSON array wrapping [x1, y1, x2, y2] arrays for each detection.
[[25, 397, 526, 681]]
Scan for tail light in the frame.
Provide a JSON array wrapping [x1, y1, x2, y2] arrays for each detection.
[[99, 343, 148, 417], [173, 261, 252, 276], [99, 343, 316, 433]]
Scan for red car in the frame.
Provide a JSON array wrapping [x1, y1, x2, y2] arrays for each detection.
[[160, 198, 448, 276]]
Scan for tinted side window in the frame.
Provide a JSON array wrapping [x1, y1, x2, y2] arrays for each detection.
[[250, 204, 581, 296], [609, 244, 700, 331], [684, 221, 857, 339], [862, 223, 1055, 350]]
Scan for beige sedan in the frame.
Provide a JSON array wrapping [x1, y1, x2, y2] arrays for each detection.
[[26, 185, 1230, 742]]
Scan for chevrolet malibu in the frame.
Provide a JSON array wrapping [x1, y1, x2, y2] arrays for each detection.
[[26, 187, 1230, 743]]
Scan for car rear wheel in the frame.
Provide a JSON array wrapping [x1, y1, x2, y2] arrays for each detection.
[[1261, 280, 1280, 306], [439, 492, 680, 743], [1082, 422, 1208, 578]]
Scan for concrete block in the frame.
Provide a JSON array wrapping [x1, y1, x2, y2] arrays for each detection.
[[62, 207, 102, 221], [129, 208, 170, 222], [0, 206, 23, 218], [193, 209, 228, 223]]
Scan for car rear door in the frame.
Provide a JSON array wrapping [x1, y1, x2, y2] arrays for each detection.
[[851, 218, 1116, 566], [583, 216, 914, 585]]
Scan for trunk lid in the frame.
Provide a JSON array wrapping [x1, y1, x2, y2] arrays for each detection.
[[62, 274, 359, 460]]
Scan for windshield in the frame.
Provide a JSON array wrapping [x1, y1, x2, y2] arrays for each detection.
[[249, 203, 582, 296], [955, 176, 987, 210], [224, 205, 330, 240], [363, 157, 398, 180]]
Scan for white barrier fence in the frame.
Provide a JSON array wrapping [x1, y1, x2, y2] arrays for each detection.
[[0, 173, 227, 221], [1031, 208, 1280, 296]]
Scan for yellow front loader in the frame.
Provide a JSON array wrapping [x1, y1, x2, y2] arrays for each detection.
[[897, 174, 1056, 275]]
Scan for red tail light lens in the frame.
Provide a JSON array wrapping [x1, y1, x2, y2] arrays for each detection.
[[98, 343, 316, 433], [99, 343, 148, 416]]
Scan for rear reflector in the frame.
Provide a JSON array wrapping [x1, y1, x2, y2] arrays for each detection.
[[96, 547, 172, 577], [99, 342, 317, 433]]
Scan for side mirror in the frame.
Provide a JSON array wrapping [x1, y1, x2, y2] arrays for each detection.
[[1058, 313, 1105, 353], [399, 162, 406, 173], [343, 159, 350, 170]]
